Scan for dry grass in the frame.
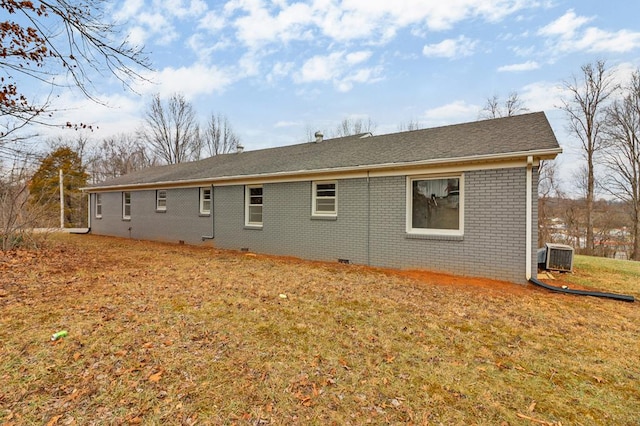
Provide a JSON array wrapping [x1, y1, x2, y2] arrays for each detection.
[[1, 234, 638, 425]]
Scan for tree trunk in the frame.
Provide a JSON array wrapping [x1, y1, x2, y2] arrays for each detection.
[[633, 208, 640, 261], [586, 151, 595, 254]]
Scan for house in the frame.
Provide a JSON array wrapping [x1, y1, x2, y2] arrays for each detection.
[[83, 112, 562, 284]]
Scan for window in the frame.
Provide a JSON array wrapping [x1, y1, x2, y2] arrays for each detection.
[[245, 185, 263, 227], [156, 190, 167, 211], [312, 181, 337, 216], [95, 193, 102, 218], [200, 187, 212, 214], [407, 176, 463, 235], [122, 192, 131, 219]]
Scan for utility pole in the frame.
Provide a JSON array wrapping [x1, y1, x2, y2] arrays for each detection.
[[59, 169, 64, 229]]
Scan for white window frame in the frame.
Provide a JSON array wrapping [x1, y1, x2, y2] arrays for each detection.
[[156, 189, 167, 211], [245, 185, 263, 227], [200, 187, 212, 215], [122, 192, 131, 220], [312, 180, 337, 217], [406, 175, 464, 236], [95, 193, 102, 218]]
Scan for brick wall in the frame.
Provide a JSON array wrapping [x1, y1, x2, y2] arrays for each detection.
[[89, 165, 537, 283], [213, 180, 369, 264], [90, 188, 211, 244], [367, 168, 532, 283]]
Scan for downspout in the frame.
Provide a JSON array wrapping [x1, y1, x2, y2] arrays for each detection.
[[367, 171, 371, 266], [525, 156, 533, 281], [71, 192, 91, 234], [202, 185, 215, 241]]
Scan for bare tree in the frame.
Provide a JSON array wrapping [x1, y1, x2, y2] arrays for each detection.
[[0, 157, 50, 250], [1, 0, 149, 145], [603, 69, 640, 260], [479, 92, 529, 119], [538, 160, 564, 244], [140, 93, 201, 164], [561, 60, 617, 255], [331, 117, 376, 138], [202, 113, 240, 156], [88, 133, 155, 182], [397, 118, 422, 132]]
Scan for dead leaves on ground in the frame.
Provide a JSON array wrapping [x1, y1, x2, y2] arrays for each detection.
[[1, 235, 638, 425]]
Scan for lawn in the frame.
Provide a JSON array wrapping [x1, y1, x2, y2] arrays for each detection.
[[1, 234, 638, 425]]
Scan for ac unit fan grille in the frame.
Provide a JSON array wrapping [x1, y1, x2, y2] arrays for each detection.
[[546, 246, 573, 272]]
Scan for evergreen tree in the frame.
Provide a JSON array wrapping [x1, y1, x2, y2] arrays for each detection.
[[30, 147, 89, 227]]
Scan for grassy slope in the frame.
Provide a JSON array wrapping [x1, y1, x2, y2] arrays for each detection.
[[0, 235, 638, 425], [562, 255, 640, 298]]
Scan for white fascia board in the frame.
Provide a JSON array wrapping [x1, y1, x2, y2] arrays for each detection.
[[82, 147, 562, 192]]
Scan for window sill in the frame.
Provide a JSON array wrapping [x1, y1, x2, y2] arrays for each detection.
[[122, 218, 131, 222], [311, 215, 337, 221], [155, 209, 167, 213], [199, 213, 211, 217], [405, 233, 463, 241], [244, 225, 263, 230]]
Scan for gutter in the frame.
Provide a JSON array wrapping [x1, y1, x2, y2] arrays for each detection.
[[81, 148, 563, 192]]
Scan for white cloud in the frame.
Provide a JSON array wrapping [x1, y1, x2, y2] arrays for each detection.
[[163, 0, 208, 18], [40, 92, 147, 142], [297, 52, 342, 82], [128, 11, 179, 46], [538, 10, 640, 54], [138, 64, 236, 99], [498, 60, 540, 72], [229, 1, 315, 48], [187, 33, 232, 63], [117, 0, 209, 47], [295, 50, 381, 91], [266, 61, 295, 84], [274, 120, 302, 128], [574, 27, 640, 53], [422, 36, 477, 58], [538, 9, 592, 38], [423, 101, 479, 127], [198, 10, 226, 32], [114, 0, 145, 21], [346, 51, 373, 65], [219, 0, 538, 48], [519, 81, 565, 112]]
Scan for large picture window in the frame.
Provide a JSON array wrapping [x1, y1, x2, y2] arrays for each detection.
[[407, 176, 463, 235], [312, 181, 337, 216], [122, 192, 131, 220], [245, 185, 263, 227], [200, 187, 212, 215]]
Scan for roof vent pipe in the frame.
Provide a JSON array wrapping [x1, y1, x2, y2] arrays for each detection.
[[314, 131, 323, 143], [236, 144, 244, 153]]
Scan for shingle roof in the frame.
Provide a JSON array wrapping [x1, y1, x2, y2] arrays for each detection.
[[87, 112, 561, 190]]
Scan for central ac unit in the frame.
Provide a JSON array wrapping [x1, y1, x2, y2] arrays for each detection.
[[541, 243, 574, 272]]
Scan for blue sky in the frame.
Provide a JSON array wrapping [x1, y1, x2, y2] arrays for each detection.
[[36, 0, 640, 185]]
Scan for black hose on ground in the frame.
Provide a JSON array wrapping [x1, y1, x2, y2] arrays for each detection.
[[529, 277, 635, 302]]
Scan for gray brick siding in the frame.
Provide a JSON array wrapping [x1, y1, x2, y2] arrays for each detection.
[[89, 166, 537, 283], [214, 180, 368, 264], [90, 188, 212, 244]]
